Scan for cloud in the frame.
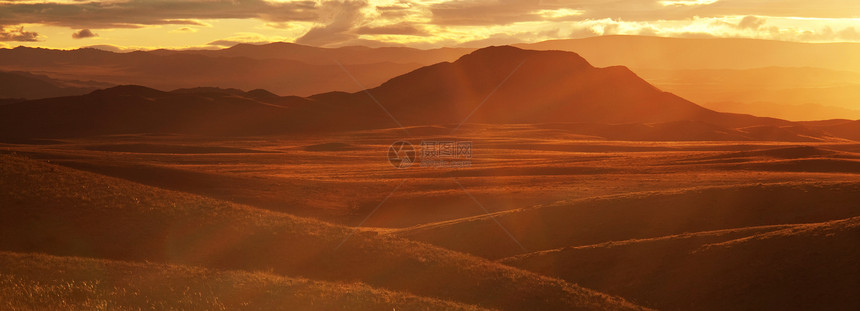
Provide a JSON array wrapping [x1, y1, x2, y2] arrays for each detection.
[[207, 39, 270, 47], [72, 29, 97, 39], [737, 16, 765, 29], [427, 0, 860, 26], [838, 27, 860, 41], [374, 1, 417, 19], [3, 0, 860, 48], [325, 37, 410, 48], [356, 23, 428, 35], [207, 34, 274, 47], [170, 27, 198, 33], [430, 0, 543, 26], [455, 28, 563, 47], [638, 26, 660, 36], [295, 0, 368, 47], [0, 25, 39, 41], [0, 0, 320, 29], [602, 23, 620, 35], [83, 44, 138, 53], [675, 31, 718, 38], [794, 26, 860, 42]]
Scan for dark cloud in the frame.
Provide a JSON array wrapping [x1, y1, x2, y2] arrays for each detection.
[[0, 26, 38, 42], [72, 29, 97, 39], [0, 0, 319, 28]]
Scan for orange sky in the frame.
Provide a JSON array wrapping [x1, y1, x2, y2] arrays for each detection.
[[2, 0, 860, 50]]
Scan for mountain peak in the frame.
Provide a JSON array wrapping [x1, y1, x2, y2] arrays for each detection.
[[90, 85, 165, 97], [455, 45, 592, 71]]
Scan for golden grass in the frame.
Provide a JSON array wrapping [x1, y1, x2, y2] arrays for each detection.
[[0, 251, 489, 311], [0, 154, 646, 311], [397, 181, 860, 259], [498, 217, 860, 310]]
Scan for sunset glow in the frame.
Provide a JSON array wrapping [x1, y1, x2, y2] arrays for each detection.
[[2, 0, 860, 50]]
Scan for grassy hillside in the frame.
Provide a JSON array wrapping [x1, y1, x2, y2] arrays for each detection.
[[0, 154, 646, 311], [0, 251, 488, 311], [396, 182, 860, 259], [500, 217, 860, 310]]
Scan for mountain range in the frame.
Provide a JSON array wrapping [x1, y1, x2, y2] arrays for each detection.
[[0, 46, 854, 142], [4, 36, 860, 120]]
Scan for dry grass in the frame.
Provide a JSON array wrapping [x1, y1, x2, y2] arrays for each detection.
[[0, 154, 646, 311], [498, 217, 860, 310], [0, 251, 489, 311], [397, 181, 860, 259]]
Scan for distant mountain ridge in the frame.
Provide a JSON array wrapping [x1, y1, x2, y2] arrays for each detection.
[[0, 71, 111, 99], [151, 42, 472, 65], [0, 46, 428, 96], [6, 36, 860, 121], [0, 46, 853, 142]]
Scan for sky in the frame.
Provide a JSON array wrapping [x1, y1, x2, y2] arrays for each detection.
[[2, 0, 860, 50]]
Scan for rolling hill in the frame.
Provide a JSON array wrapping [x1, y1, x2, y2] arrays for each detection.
[[804, 119, 860, 141], [394, 181, 860, 259], [499, 216, 860, 310], [0, 251, 489, 311], [0, 153, 646, 311]]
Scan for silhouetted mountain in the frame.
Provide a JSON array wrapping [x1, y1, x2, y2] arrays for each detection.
[[316, 46, 785, 129]]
